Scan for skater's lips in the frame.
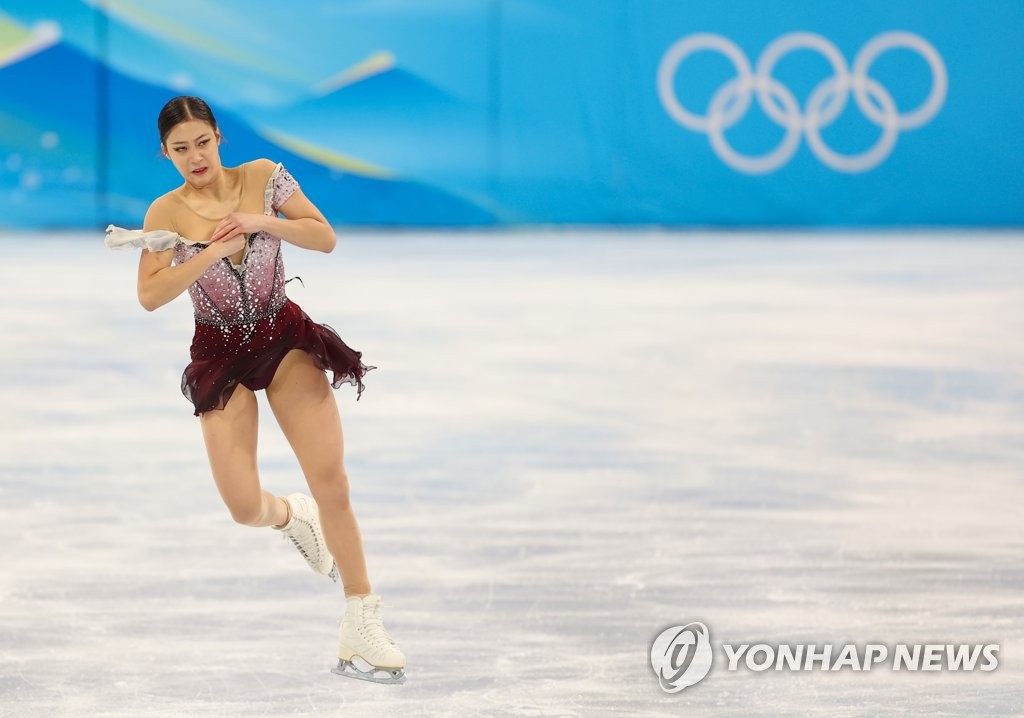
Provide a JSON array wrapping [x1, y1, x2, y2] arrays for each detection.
[[192, 167, 208, 175]]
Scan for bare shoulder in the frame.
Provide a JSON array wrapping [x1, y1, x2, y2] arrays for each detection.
[[143, 190, 182, 232], [247, 157, 278, 172], [244, 158, 279, 184]]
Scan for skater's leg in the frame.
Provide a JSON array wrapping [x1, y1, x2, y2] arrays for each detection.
[[199, 384, 288, 527], [266, 349, 372, 597], [266, 351, 406, 681]]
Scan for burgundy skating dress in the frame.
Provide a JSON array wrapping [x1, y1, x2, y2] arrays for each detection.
[[107, 163, 375, 416]]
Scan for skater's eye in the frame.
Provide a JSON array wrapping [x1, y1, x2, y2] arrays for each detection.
[[199, 140, 209, 147]]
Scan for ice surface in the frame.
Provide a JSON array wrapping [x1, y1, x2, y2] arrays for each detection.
[[0, 230, 1021, 717]]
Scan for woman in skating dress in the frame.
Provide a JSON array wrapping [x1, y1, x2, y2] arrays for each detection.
[[106, 95, 405, 684]]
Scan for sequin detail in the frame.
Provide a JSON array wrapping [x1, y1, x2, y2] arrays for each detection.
[[270, 165, 300, 212], [173, 233, 287, 331]]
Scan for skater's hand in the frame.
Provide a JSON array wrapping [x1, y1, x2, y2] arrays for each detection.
[[210, 212, 266, 244], [207, 232, 247, 259]]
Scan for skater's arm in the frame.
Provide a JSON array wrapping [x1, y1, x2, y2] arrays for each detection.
[[208, 197, 335, 254], [208, 161, 335, 254], [262, 199, 336, 253], [136, 200, 245, 312]]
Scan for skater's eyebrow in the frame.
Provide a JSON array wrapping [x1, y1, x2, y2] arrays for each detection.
[[169, 133, 212, 147]]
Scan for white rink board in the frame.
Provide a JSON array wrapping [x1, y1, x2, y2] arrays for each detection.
[[0, 230, 1022, 717]]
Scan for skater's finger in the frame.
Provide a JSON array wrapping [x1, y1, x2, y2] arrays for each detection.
[[211, 222, 237, 242]]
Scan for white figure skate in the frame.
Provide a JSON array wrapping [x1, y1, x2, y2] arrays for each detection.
[[273, 493, 338, 582], [333, 594, 407, 685]]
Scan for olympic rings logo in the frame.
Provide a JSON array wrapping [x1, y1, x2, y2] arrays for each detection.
[[656, 32, 947, 174]]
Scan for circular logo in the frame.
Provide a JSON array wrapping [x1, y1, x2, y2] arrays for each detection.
[[656, 31, 947, 173], [650, 621, 714, 692]]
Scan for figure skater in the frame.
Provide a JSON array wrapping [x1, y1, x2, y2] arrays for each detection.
[[105, 95, 405, 685]]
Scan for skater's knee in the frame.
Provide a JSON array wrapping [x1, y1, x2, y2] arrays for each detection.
[[309, 471, 351, 512], [227, 495, 265, 526]]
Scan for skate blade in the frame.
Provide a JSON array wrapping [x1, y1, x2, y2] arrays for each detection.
[[332, 657, 406, 685]]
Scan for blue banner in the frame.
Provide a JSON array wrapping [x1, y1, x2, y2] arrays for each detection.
[[0, 1, 1021, 227]]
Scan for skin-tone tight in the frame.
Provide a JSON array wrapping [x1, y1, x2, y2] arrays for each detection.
[[198, 347, 371, 598]]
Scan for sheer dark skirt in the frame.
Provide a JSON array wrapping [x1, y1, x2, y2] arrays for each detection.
[[181, 299, 375, 416]]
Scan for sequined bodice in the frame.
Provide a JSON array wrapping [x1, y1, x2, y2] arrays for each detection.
[[173, 231, 287, 327], [171, 164, 300, 332]]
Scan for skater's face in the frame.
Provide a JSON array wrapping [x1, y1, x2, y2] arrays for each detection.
[[162, 119, 223, 189]]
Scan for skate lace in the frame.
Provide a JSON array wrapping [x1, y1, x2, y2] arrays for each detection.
[[281, 503, 339, 583], [285, 517, 320, 563], [362, 602, 398, 649]]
